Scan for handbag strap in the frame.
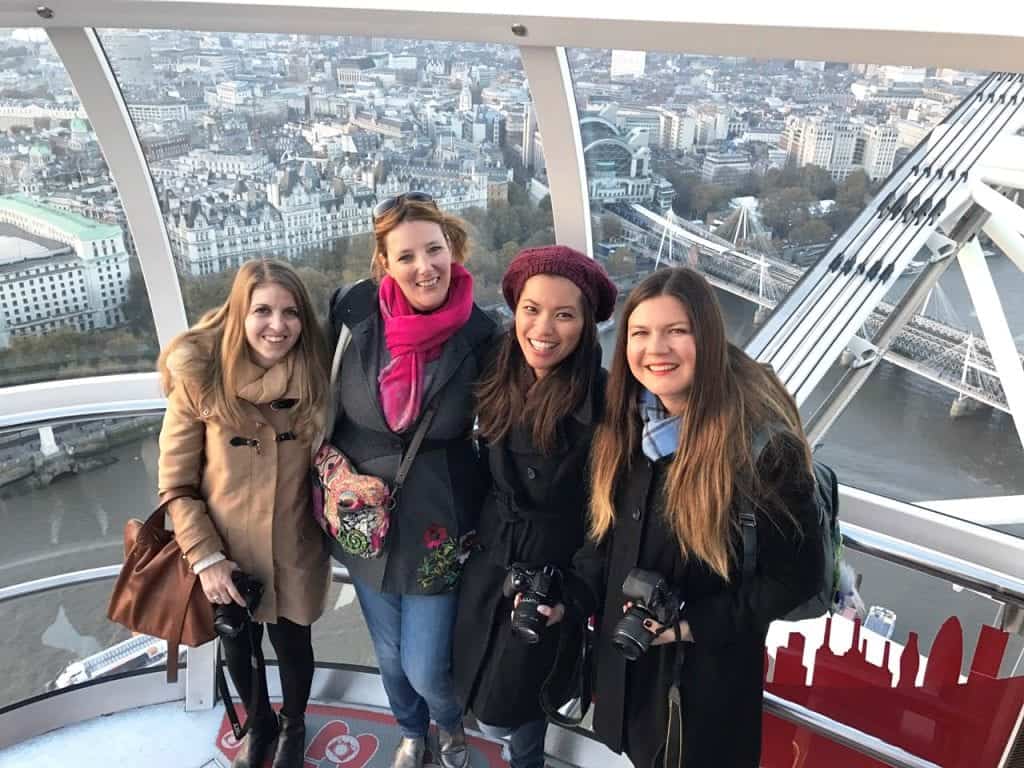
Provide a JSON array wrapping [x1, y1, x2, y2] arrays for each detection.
[[313, 324, 353, 458], [392, 403, 438, 491], [215, 622, 267, 741], [146, 488, 201, 684]]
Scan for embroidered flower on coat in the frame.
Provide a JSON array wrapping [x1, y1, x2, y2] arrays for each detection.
[[423, 524, 449, 550]]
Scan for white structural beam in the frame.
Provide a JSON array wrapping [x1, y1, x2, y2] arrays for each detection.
[[7, 1, 1024, 71], [0, 374, 165, 430], [957, 238, 1024, 449], [518, 46, 591, 255], [46, 27, 188, 348]]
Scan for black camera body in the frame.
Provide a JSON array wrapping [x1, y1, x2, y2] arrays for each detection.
[[611, 568, 681, 661], [212, 570, 264, 638], [502, 563, 559, 644]]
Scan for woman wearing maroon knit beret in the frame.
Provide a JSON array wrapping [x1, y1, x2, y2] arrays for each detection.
[[453, 245, 616, 768]]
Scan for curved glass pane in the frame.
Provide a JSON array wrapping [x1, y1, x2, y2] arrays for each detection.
[[0, 414, 161, 589], [566, 50, 1024, 537], [0, 29, 158, 388], [0, 580, 135, 709], [100, 30, 554, 324]]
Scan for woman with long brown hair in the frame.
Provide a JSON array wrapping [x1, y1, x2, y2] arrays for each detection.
[[536, 267, 824, 767], [324, 193, 495, 768], [158, 259, 330, 768], [453, 246, 616, 768]]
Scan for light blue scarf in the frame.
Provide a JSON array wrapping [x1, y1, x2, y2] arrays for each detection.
[[640, 389, 682, 461]]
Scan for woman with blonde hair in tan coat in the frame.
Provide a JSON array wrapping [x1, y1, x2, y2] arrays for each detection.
[[157, 258, 330, 768]]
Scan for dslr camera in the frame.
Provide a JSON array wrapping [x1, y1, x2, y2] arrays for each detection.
[[212, 570, 264, 639], [612, 568, 682, 661], [502, 564, 560, 644]]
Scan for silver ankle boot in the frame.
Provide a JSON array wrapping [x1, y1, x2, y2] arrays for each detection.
[[391, 736, 425, 768], [438, 722, 470, 768]]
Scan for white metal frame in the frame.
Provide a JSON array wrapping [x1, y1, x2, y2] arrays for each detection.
[[518, 46, 592, 254], [45, 26, 189, 348]]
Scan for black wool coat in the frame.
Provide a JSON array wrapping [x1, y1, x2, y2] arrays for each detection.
[[326, 280, 495, 595], [453, 367, 607, 727], [564, 430, 823, 768]]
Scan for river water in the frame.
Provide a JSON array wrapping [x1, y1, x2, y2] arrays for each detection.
[[2, 255, 1022, 710]]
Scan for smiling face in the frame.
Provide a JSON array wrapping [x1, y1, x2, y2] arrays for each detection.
[[382, 219, 453, 312], [514, 274, 585, 380], [244, 282, 302, 368], [626, 294, 696, 416]]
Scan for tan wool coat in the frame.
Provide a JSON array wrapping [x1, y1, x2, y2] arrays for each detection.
[[157, 345, 329, 625]]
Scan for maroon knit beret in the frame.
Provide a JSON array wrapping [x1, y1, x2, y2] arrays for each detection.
[[501, 245, 618, 322]]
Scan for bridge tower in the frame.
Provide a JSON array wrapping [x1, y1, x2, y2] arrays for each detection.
[[950, 333, 989, 418], [753, 254, 772, 326]]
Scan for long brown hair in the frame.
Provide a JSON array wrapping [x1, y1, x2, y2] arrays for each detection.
[[158, 259, 330, 440], [476, 298, 598, 454], [370, 197, 469, 281], [589, 267, 811, 580]]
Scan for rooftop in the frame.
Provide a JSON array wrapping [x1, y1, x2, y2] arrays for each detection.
[[0, 195, 122, 243]]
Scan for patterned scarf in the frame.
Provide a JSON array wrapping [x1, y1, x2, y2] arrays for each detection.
[[378, 262, 474, 432], [640, 389, 682, 461]]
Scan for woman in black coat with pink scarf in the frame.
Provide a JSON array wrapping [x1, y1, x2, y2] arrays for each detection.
[[537, 268, 823, 768], [453, 246, 616, 768]]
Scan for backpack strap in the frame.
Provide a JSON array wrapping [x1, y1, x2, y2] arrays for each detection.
[[738, 426, 781, 579]]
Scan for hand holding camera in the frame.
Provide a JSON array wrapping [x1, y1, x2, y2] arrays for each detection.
[[612, 568, 684, 661], [212, 570, 264, 639], [502, 564, 561, 644], [199, 559, 245, 606]]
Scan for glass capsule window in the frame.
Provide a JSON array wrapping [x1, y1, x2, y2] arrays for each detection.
[[99, 30, 554, 325], [0, 29, 158, 388]]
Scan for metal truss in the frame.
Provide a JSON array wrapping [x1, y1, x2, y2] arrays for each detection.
[[744, 73, 1024, 449]]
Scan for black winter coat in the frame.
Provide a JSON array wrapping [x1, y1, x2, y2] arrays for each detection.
[[326, 280, 495, 595], [453, 367, 607, 727], [565, 431, 823, 768]]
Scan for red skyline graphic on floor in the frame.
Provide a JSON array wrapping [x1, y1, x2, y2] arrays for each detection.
[[762, 616, 1024, 767]]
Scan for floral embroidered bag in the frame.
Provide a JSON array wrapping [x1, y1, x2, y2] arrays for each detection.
[[311, 405, 437, 558]]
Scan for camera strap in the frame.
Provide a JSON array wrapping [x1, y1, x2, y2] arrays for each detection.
[[539, 618, 594, 728], [215, 619, 267, 741], [661, 607, 686, 768]]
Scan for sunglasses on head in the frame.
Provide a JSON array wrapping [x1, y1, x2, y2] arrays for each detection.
[[372, 191, 436, 221]]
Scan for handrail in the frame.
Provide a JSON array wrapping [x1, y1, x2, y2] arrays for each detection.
[[763, 693, 942, 768], [841, 521, 1024, 609], [0, 565, 122, 604], [0, 563, 999, 768]]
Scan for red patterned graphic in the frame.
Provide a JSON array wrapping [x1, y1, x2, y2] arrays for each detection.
[[762, 616, 1024, 767], [304, 720, 379, 767]]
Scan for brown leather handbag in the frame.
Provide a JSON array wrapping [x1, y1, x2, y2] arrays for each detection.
[[106, 489, 216, 682]]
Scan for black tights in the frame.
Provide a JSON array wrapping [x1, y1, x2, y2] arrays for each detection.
[[220, 616, 314, 723]]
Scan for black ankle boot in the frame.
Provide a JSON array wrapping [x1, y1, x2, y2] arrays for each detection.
[[271, 714, 306, 768], [231, 715, 280, 768]]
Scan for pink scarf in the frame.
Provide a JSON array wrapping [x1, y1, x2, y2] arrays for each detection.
[[378, 262, 474, 432]]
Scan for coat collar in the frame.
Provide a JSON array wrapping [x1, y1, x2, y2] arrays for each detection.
[[236, 353, 295, 405]]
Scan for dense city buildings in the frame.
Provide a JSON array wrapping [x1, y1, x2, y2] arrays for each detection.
[[0, 29, 983, 350]]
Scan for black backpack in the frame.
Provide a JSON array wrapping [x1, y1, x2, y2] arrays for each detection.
[[740, 430, 842, 621]]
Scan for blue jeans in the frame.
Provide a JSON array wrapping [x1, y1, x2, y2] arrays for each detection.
[[476, 719, 548, 768], [352, 577, 463, 738]]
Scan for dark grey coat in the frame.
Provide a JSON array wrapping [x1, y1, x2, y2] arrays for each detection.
[[326, 280, 495, 595]]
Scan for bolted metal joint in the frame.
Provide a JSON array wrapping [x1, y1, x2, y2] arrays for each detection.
[[511, 23, 528, 37], [36, 6, 54, 19]]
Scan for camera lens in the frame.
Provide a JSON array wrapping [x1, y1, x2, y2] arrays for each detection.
[[511, 595, 547, 644], [612, 607, 654, 661]]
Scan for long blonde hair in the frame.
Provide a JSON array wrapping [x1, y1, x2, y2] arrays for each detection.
[[589, 268, 811, 580], [158, 259, 329, 440]]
